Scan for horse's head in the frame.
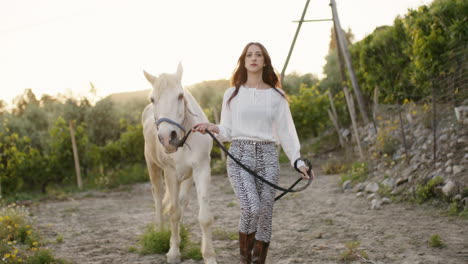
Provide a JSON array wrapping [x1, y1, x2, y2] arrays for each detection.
[[144, 63, 193, 154]]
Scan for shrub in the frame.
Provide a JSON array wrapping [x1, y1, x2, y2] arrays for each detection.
[[321, 159, 348, 175], [415, 176, 443, 204], [339, 241, 368, 262], [340, 162, 368, 185], [375, 123, 400, 156], [0, 203, 66, 264], [428, 234, 445, 248]]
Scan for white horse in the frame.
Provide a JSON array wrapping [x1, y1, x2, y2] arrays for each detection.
[[141, 63, 216, 264]]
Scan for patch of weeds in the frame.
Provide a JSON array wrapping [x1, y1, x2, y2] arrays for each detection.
[[415, 176, 443, 204], [323, 219, 334, 226], [321, 160, 348, 175], [55, 233, 64, 244], [181, 242, 203, 261], [127, 246, 138, 253], [428, 234, 445, 248], [227, 201, 236, 208], [445, 201, 468, 219], [377, 184, 392, 197], [27, 249, 69, 264], [458, 209, 468, 219], [375, 126, 400, 156], [213, 228, 238, 241], [339, 241, 369, 262], [1, 203, 68, 264], [137, 224, 202, 260], [139, 225, 173, 254], [340, 162, 368, 185]]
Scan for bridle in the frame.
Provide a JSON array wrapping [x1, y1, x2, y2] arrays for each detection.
[[154, 118, 313, 201]]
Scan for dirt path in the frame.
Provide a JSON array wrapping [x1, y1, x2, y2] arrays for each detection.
[[31, 163, 467, 264]]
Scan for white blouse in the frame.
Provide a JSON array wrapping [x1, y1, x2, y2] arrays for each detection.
[[216, 85, 304, 168]]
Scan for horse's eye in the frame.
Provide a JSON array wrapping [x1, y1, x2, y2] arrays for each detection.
[[178, 93, 184, 100], [150, 97, 154, 103]]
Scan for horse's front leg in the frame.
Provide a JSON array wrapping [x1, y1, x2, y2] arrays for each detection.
[[165, 170, 182, 264], [146, 161, 164, 229], [193, 162, 217, 264]]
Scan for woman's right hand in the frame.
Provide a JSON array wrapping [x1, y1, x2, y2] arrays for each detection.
[[192, 122, 219, 134]]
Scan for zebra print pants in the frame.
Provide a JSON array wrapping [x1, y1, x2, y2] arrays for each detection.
[[227, 140, 280, 242]]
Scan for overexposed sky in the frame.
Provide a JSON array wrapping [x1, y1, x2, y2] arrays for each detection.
[[0, 0, 431, 105]]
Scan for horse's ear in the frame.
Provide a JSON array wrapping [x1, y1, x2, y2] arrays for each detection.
[[143, 70, 157, 85], [176, 62, 183, 82]]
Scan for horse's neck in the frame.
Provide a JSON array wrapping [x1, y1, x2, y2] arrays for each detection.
[[183, 91, 205, 129]]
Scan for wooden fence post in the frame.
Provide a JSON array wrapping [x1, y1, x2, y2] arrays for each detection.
[[343, 86, 364, 160], [327, 92, 345, 148], [69, 120, 83, 189], [328, 109, 345, 148], [373, 86, 379, 127]]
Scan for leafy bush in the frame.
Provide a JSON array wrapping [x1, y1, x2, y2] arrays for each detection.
[[428, 234, 445, 248], [0, 203, 67, 264], [321, 159, 348, 175], [340, 162, 368, 185], [375, 123, 400, 156], [290, 86, 330, 139], [415, 176, 443, 204]]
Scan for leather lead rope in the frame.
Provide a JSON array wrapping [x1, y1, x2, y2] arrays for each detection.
[[204, 130, 313, 201], [155, 118, 313, 201]]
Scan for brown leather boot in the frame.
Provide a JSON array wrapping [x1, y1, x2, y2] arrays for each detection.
[[252, 239, 270, 264], [239, 232, 256, 264]]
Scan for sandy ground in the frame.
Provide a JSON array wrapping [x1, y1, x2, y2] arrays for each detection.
[[31, 162, 467, 264]]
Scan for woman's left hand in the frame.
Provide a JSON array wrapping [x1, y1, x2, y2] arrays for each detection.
[[299, 165, 316, 180]]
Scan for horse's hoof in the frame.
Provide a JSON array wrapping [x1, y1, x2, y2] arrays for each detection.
[[204, 258, 217, 264], [166, 251, 181, 264]]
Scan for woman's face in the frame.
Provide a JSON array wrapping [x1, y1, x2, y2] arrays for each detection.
[[244, 44, 265, 73]]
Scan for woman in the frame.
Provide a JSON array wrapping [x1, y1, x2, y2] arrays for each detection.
[[192, 42, 316, 264]]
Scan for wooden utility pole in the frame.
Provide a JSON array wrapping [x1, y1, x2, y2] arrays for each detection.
[[280, 0, 311, 82], [69, 121, 83, 189], [330, 0, 369, 124]]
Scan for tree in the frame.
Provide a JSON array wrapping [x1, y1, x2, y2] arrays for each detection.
[[85, 98, 120, 146]]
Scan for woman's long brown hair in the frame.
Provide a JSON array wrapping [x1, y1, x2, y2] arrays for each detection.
[[228, 42, 286, 105]]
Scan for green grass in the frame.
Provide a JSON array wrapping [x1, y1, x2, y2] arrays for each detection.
[[415, 176, 443, 204], [340, 162, 368, 185], [428, 234, 445, 248], [137, 224, 202, 260], [321, 159, 349, 175], [339, 241, 368, 262], [1, 203, 68, 264]]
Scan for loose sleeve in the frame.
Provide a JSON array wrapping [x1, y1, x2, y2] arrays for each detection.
[[216, 88, 234, 142], [275, 97, 305, 168]]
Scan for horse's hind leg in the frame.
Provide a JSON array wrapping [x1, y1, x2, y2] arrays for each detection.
[[147, 161, 164, 229], [165, 169, 182, 264], [193, 162, 217, 264]]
